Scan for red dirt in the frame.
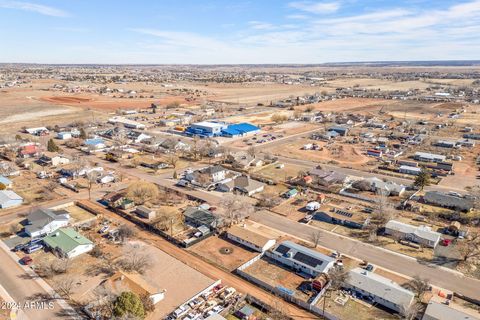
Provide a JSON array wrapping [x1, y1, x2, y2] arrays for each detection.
[[38, 95, 195, 111]]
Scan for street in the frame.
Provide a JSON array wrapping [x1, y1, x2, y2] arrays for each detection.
[[250, 210, 480, 300]]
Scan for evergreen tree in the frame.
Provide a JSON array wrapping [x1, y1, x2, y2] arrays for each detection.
[[414, 170, 431, 190], [47, 139, 60, 152], [113, 291, 145, 319]]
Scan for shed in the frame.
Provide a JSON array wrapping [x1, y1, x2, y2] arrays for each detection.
[[135, 206, 156, 219]]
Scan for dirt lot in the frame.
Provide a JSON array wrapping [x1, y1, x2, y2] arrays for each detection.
[[243, 256, 310, 301], [188, 236, 258, 271], [264, 138, 371, 168]]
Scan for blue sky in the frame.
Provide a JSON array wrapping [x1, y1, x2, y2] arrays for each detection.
[[0, 0, 479, 64]]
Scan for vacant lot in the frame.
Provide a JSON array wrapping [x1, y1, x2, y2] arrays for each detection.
[[188, 236, 258, 271]]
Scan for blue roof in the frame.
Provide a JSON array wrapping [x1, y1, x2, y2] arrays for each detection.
[[221, 123, 259, 136], [85, 138, 104, 145], [0, 176, 12, 186]]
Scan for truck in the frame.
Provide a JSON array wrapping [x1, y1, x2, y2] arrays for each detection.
[[305, 201, 321, 211]]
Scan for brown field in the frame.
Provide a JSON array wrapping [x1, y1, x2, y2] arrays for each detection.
[[188, 235, 258, 271], [265, 138, 370, 167]]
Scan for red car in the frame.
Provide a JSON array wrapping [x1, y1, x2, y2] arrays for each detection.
[[20, 255, 33, 265], [441, 239, 452, 246]]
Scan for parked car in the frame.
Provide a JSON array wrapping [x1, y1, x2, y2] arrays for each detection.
[[25, 244, 43, 254], [12, 243, 27, 252], [20, 255, 33, 265], [305, 201, 321, 212], [365, 264, 374, 272], [99, 225, 110, 234], [29, 238, 43, 246]]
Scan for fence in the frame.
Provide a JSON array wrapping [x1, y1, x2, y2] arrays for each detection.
[[235, 255, 338, 320]]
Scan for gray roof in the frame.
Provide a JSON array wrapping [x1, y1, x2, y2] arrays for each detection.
[[385, 220, 441, 243], [414, 152, 446, 161], [272, 240, 335, 274], [346, 268, 414, 311], [422, 301, 480, 320], [25, 208, 69, 234], [0, 190, 22, 204], [309, 168, 348, 184], [424, 191, 475, 211]]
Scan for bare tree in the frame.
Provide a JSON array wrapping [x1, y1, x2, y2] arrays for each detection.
[[118, 247, 153, 274], [459, 232, 480, 262], [367, 195, 396, 241], [310, 230, 323, 248], [126, 181, 159, 205], [247, 146, 256, 158], [54, 277, 75, 298], [166, 155, 179, 169], [220, 194, 254, 226], [404, 276, 430, 299], [403, 302, 424, 320], [117, 224, 136, 243], [328, 267, 349, 291]]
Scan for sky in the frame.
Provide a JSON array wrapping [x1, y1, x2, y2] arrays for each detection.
[[0, 0, 480, 64]]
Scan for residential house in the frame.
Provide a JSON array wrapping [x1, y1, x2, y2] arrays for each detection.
[[127, 131, 151, 143], [18, 144, 39, 158], [328, 125, 349, 136], [108, 116, 145, 130], [344, 268, 415, 315], [414, 152, 446, 163], [0, 190, 23, 209], [226, 225, 276, 252], [422, 301, 480, 320], [385, 220, 442, 248], [217, 175, 265, 196], [362, 177, 406, 196], [43, 227, 94, 258], [267, 241, 336, 277], [56, 132, 72, 140], [183, 165, 232, 188], [424, 191, 475, 212], [25, 127, 49, 136], [399, 165, 422, 176], [226, 151, 255, 169], [0, 175, 13, 188], [106, 271, 166, 305], [37, 152, 71, 167], [314, 210, 369, 229], [24, 208, 70, 238], [434, 140, 458, 148], [309, 168, 349, 187]]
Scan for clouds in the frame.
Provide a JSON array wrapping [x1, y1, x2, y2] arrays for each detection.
[[288, 1, 340, 14], [1, 0, 480, 63], [0, 0, 68, 17]]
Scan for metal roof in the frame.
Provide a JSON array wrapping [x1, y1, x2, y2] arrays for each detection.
[[346, 268, 414, 311]]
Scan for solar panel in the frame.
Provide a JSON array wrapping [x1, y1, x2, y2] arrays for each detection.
[[335, 210, 353, 218], [293, 252, 324, 268], [275, 245, 290, 255]]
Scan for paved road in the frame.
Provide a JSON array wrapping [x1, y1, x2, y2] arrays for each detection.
[[0, 246, 76, 320], [250, 210, 480, 300]]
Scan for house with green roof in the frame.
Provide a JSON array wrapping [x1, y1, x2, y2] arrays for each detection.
[[43, 228, 94, 258]]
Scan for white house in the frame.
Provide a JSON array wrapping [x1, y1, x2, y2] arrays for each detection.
[[24, 208, 70, 238], [267, 241, 335, 277], [43, 228, 94, 258], [385, 220, 442, 248], [344, 268, 415, 315], [0, 190, 23, 209], [226, 225, 276, 252], [57, 132, 72, 140]]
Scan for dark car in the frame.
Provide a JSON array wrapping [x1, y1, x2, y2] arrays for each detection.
[[20, 255, 33, 265], [365, 264, 374, 272], [12, 243, 27, 252]]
